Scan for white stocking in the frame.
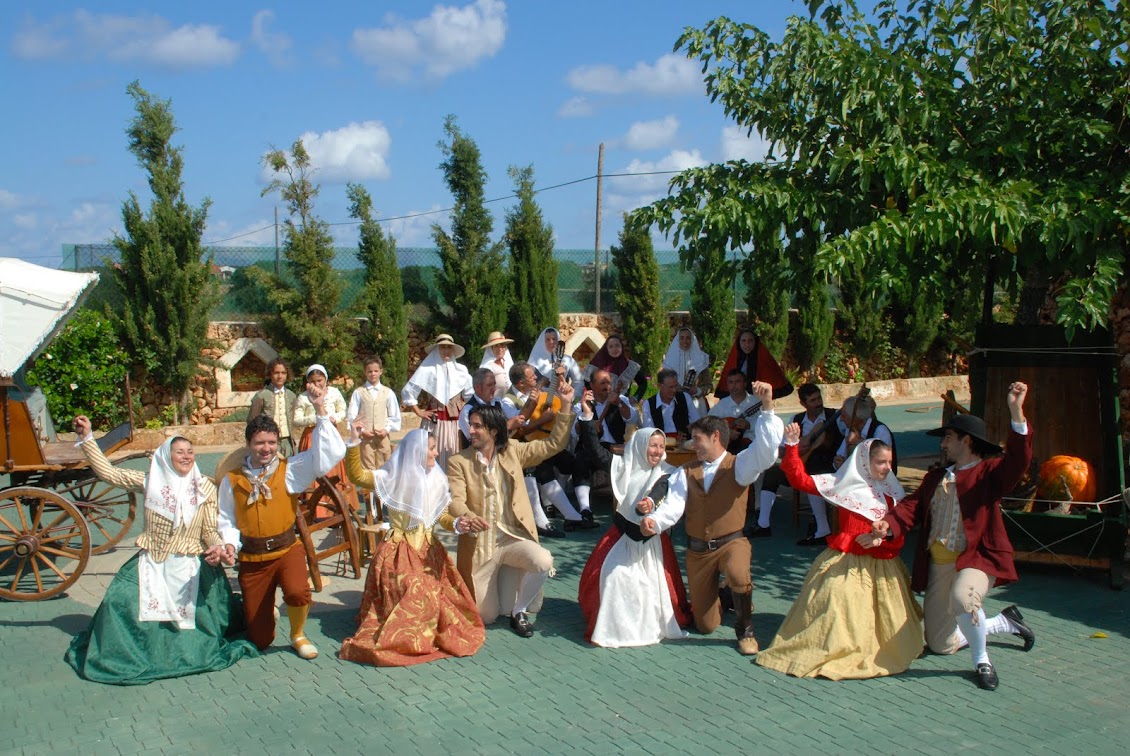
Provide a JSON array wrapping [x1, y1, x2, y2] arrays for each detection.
[[540, 480, 581, 521], [808, 494, 831, 537], [576, 484, 592, 513], [984, 613, 1012, 636], [956, 608, 990, 666], [513, 569, 550, 615], [758, 490, 776, 528]]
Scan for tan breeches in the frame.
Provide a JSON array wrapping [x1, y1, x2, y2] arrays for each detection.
[[685, 538, 752, 634], [924, 561, 992, 654]]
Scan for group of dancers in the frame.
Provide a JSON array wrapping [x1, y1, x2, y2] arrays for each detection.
[[63, 326, 1036, 694]]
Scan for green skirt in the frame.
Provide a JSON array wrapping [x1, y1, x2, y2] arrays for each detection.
[[65, 553, 258, 685]]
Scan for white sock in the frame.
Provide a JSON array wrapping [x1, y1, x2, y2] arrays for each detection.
[[529, 487, 550, 529], [984, 613, 1012, 636], [576, 484, 592, 513], [513, 569, 550, 615], [758, 490, 776, 528], [808, 494, 831, 537], [953, 625, 969, 650], [540, 480, 581, 521], [956, 608, 990, 666]]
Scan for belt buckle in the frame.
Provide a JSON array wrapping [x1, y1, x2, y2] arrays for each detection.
[[707, 538, 719, 551], [264, 537, 276, 551]]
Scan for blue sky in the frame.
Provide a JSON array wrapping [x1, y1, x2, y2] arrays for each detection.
[[1, 1, 816, 267]]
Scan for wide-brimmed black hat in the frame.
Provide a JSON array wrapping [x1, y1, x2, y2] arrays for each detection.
[[926, 413, 1003, 454]]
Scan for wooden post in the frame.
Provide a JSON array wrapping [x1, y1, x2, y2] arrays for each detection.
[[594, 143, 604, 315], [274, 206, 281, 276]]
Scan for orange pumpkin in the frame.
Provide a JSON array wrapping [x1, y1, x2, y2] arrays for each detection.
[[1036, 455, 1097, 503]]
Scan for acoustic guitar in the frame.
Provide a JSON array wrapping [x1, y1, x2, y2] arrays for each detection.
[[524, 342, 566, 441], [594, 360, 641, 436]]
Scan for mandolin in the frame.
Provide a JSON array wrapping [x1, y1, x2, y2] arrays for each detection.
[[524, 342, 566, 441]]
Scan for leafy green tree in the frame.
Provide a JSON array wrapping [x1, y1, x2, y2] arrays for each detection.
[[110, 81, 218, 421], [249, 140, 356, 379], [794, 273, 834, 372], [611, 218, 668, 380], [505, 165, 559, 355], [689, 240, 736, 368], [635, 0, 1129, 343], [433, 115, 510, 349], [742, 242, 790, 357], [348, 184, 408, 389], [835, 265, 886, 360]]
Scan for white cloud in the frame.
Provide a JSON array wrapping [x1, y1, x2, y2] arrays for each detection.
[[621, 116, 679, 151], [610, 148, 707, 193], [387, 205, 446, 246], [351, 0, 507, 82], [566, 53, 700, 96], [0, 199, 120, 265], [250, 10, 292, 68], [0, 189, 24, 211], [557, 96, 593, 118], [721, 125, 771, 163], [12, 213, 37, 230], [262, 121, 393, 184], [11, 11, 240, 69]]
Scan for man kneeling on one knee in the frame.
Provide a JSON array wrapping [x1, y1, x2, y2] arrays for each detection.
[[663, 382, 783, 655]]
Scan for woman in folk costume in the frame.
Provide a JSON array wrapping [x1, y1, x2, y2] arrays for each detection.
[[528, 326, 584, 397], [755, 422, 923, 680], [713, 328, 793, 400], [293, 364, 353, 515], [576, 400, 692, 647], [586, 334, 647, 400], [479, 331, 515, 400], [662, 327, 710, 414], [66, 417, 257, 684], [339, 427, 486, 666], [402, 334, 473, 470]]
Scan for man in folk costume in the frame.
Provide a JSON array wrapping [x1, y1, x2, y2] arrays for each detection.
[[479, 331, 515, 400], [458, 367, 521, 447], [402, 334, 473, 471], [347, 355, 401, 471], [713, 327, 793, 400], [708, 368, 763, 454], [446, 379, 578, 637], [662, 382, 784, 655], [873, 382, 1037, 691], [217, 383, 346, 659], [750, 383, 844, 542], [571, 368, 639, 524], [834, 395, 896, 472], [640, 368, 702, 440], [247, 358, 297, 457], [662, 327, 711, 414]]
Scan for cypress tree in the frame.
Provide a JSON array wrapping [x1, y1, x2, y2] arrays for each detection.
[[689, 240, 736, 371], [611, 218, 667, 381], [348, 183, 408, 389], [504, 164, 558, 355], [742, 243, 790, 357], [794, 276, 834, 372], [111, 81, 218, 422]]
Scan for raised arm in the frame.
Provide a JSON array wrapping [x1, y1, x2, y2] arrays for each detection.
[[516, 381, 577, 468], [733, 383, 785, 486], [780, 424, 819, 496], [285, 386, 346, 494], [343, 436, 376, 490], [73, 415, 146, 492]]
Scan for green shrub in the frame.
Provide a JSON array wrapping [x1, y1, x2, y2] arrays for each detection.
[[25, 310, 131, 431]]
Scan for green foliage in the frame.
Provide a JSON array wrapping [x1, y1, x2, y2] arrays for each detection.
[[742, 243, 790, 356], [110, 81, 219, 411], [505, 165, 559, 356], [688, 241, 736, 366], [249, 139, 356, 379], [26, 311, 130, 431], [144, 403, 180, 430], [794, 277, 834, 371], [634, 0, 1130, 341], [433, 115, 510, 349], [611, 218, 668, 379], [835, 266, 887, 360], [348, 183, 409, 389]]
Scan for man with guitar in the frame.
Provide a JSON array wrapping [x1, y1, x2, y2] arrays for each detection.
[[749, 383, 845, 544], [571, 369, 639, 524], [833, 394, 895, 473], [640, 368, 701, 440], [708, 369, 764, 454]]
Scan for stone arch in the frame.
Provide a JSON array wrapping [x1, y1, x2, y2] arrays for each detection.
[[214, 337, 278, 409], [565, 327, 605, 362]]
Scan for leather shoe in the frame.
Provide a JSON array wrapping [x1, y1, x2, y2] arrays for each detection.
[[545, 504, 561, 519], [510, 612, 534, 638], [579, 510, 600, 529], [743, 524, 772, 539], [1001, 604, 1035, 651], [974, 662, 999, 691], [563, 518, 583, 532], [537, 524, 566, 539], [796, 535, 828, 547]]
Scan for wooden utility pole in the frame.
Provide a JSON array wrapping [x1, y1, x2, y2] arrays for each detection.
[[274, 206, 280, 276], [594, 142, 604, 314]]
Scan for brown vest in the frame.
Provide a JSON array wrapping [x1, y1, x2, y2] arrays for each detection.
[[227, 461, 299, 563], [683, 455, 747, 541]]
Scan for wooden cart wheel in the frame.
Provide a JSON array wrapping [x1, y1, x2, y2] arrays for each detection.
[[0, 487, 91, 601], [55, 476, 137, 554]]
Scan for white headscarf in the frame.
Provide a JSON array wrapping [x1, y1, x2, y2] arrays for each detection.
[[527, 327, 565, 375], [407, 348, 472, 404], [663, 329, 709, 386], [611, 427, 675, 520], [372, 429, 451, 529], [810, 438, 905, 522], [143, 437, 205, 528]]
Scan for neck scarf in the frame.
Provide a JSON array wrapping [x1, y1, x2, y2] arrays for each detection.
[[611, 427, 674, 519], [144, 438, 204, 528], [241, 455, 281, 505], [372, 429, 451, 528], [810, 439, 905, 521]]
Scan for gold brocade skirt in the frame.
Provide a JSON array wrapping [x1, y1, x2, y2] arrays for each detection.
[[756, 549, 924, 680]]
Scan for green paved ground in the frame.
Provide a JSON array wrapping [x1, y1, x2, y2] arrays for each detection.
[[3, 403, 1130, 755]]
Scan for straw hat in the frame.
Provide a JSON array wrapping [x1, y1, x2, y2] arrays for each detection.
[[482, 331, 514, 349], [425, 333, 466, 358]]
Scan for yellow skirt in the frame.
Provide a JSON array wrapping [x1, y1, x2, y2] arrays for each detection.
[[756, 549, 924, 680]]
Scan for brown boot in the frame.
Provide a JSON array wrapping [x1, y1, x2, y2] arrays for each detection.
[[731, 591, 759, 655]]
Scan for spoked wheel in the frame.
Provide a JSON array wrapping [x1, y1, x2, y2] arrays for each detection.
[[0, 487, 91, 601], [55, 476, 137, 554]]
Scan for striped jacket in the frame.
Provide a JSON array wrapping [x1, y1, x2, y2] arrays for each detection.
[[81, 439, 223, 562]]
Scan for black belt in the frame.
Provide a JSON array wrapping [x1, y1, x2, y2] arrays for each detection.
[[614, 512, 654, 543], [240, 527, 297, 555], [687, 530, 744, 552]]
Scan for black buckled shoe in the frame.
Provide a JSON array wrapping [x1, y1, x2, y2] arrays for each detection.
[[796, 535, 827, 547], [510, 612, 534, 638], [579, 510, 600, 529], [563, 518, 583, 532], [1001, 605, 1035, 651], [974, 662, 999, 691], [537, 524, 566, 539], [743, 524, 772, 539]]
